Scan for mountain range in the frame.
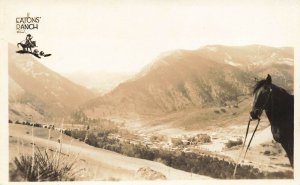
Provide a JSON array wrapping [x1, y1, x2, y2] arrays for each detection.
[[82, 45, 293, 119], [8, 44, 293, 127]]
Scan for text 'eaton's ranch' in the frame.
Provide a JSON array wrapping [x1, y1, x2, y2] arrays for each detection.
[[16, 13, 41, 33]]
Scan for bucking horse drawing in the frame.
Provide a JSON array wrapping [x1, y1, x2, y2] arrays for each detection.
[[250, 74, 294, 167], [17, 41, 37, 53]]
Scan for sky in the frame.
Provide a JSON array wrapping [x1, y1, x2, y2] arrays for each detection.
[[3, 0, 300, 74]]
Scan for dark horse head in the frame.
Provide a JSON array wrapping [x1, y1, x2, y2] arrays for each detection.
[[250, 74, 294, 167]]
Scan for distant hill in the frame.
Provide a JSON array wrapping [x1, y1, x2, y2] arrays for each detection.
[[62, 71, 133, 95], [82, 45, 293, 118], [8, 44, 98, 120]]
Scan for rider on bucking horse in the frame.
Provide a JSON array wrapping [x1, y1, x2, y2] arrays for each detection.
[[25, 34, 34, 47]]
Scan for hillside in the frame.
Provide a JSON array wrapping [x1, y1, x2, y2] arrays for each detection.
[[8, 44, 98, 120], [9, 124, 211, 180], [83, 45, 293, 119]]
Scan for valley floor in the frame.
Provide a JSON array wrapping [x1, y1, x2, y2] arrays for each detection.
[[9, 120, 293, 181], [123, 118, 292, 173]]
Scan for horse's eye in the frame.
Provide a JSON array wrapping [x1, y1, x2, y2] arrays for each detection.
[[263, 87, 271, 93]]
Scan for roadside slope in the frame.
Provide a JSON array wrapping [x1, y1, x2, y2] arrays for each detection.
[[9, 124, 211, 180]]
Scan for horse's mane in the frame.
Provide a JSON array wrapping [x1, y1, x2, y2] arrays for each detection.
[[253, 80, 267, 94], [253, 79, 292, 95]]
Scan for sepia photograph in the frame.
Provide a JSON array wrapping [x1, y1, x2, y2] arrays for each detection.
[[0, 0, 299, 183]]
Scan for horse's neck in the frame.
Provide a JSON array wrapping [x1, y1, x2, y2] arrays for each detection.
[[265, 87, 293, 127]]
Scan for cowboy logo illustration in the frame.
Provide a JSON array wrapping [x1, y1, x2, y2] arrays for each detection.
[[17, 34, 51, 58]]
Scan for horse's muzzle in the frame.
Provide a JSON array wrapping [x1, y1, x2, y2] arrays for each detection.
[[250, 109, 262, 120]]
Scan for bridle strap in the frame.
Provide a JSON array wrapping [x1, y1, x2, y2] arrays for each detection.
[[233, 87, 272, 178], [243, 118, 260, 160], [254, 87, 272, 113], [233, 118, 252, 177], [233, 118, 261, 178]]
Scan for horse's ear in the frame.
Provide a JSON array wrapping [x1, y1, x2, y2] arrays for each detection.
[[266, 74, 272, 84]]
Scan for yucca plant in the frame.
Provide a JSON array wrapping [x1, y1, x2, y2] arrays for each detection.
[[13, 145, 80, 181]]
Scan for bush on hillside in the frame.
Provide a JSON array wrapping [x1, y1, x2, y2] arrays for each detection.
[[171, 138, 184, 147], [11, 147, 79, 181], [225, 138, 243, 148]]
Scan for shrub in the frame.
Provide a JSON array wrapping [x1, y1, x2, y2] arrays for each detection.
[[64, 130, 72, 136], [220, 108, 226, 113], [69, 130, 86, 141], [11, 147, 79, 181], [196, 134, 211, 143], [225, 138, 243, 148], [264, 150, 271, 156], [150, 135, 167, 142], [86, 133, 98, 147], [171, 138, 183, 147]]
